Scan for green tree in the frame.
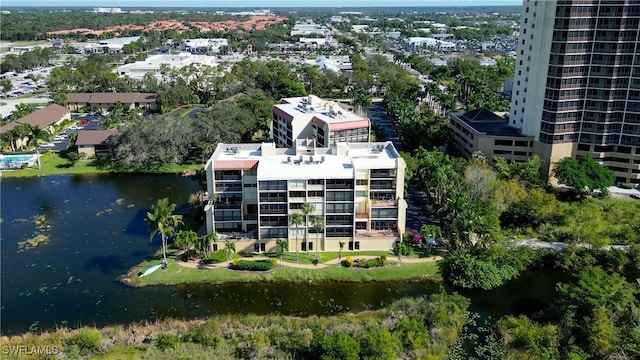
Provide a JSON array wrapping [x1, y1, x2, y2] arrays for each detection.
[[0, 79, 12, 93], [553, 156, 614, 197], [301, 202, 316, 256], [311, 215, 325, 262], [145, 198, 183, 268], [198, 232, 218, 258], [276, 238, 288, 267], [497, 315, 560, 360], [313, 331, 360, 360], [289, 212, 304, 262], [224, 240, 236, 267], [174, 230, 198, 260], [66, 151, 81, 167]]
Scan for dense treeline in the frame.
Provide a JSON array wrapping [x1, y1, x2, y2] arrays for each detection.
[[0, 47, 58, 74]]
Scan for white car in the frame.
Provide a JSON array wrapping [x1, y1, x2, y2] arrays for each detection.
[[53, 135, 66, 142], [68, 125, 83, 131], [40, 142, 55, 148]]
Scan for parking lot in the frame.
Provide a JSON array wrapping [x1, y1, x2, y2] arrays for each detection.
[[38, 115, 102, 152]]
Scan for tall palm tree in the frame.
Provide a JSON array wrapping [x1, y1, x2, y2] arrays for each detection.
[[145, 198, 183, 268], [224, 239, 236, 267], [300, 202, 316, 256], [311, 215, 325, 262], [289, 212, 304, 262], [276, 238, 288, 267]]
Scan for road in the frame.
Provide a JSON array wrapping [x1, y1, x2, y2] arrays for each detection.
[[367, 102, 430, 232]]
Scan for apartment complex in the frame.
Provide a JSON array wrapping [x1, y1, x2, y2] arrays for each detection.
[[204, 140, 407, 253], [511, 0, 640, 184], [272, 95, 370, 148]]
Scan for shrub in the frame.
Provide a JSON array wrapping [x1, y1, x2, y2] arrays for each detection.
[[65, 328, 102, 354], [154, 333, 179, 351], [341, 256, 353, 267], [181, 326, 222, 347], [617, 182, 634, 189], [203, 249, 227, 264], [394, 242, 414, 256], [360, 257, 385, 268], [230, 260, 274, 271]]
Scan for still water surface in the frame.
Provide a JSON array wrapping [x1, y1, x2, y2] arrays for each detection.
[[0, 174, 566, 335]]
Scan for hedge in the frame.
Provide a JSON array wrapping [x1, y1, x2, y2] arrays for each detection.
[[230, 260, 275, 271]]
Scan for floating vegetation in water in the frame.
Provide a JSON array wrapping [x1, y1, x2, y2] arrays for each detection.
[[115, 198, 125, 205], [127, 204, 135, 208], [33, 214, 49, 230], [18, 234, 50, 252], [13, 217, 29, 223], [96, 211, 104, 216]]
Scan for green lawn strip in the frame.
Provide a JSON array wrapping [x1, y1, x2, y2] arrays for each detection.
[[132, 258, 440, 286], [251, 250, 392, 265], [1, 153, 202, 178]]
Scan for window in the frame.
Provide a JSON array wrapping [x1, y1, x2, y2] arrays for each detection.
[[356, 190, 367, 197], [308, 179, 324, 185], [356, 179, 368, 186]]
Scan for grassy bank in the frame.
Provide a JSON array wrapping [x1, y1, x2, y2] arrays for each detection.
[[124, 255, 441, 287], [1, 153, 202, 178], [0, 293, 468, 360]]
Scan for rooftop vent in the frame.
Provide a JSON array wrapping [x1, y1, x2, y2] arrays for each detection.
[[370, 144, 384, 153]]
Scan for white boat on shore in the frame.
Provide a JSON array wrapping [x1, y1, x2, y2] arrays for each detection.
[[139, 264, 162, 278]]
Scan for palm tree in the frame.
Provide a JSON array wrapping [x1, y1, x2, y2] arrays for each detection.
[[311, 216, 325, 262], [289, 212, 304, 262], [338, 241, 345, 265], [174, 229, 198, 260], [224, 239, 236, 267], [300, 202, 316, 256], [28, 125, 50, 148], [145, 198, 183, 268], [276, 238, 288, 267], [200, 232, 218, 258]]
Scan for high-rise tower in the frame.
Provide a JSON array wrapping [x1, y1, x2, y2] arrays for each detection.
[[511, 0, 640, 185]]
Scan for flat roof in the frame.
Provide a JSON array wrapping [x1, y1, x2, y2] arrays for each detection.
[[274, 95, 369, 130], [211, 141, 401, 180], [453, 108, 526, 138]]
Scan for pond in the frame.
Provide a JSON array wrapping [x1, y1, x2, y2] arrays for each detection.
[[0, 174, 568, 335]]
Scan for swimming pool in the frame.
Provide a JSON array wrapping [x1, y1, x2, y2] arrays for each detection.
[[0, 154, 38, 169]]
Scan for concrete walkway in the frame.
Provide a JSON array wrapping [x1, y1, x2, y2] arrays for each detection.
[[176, 254, 442, 270]]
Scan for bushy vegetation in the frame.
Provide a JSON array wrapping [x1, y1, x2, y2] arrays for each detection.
[[230, 259, 276, 271], [203, 249, 228, 264], [1, 294, 470, 359]]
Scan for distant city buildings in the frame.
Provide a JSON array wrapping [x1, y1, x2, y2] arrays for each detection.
[[93, 7, 122, 14], [183, 38, 228, 53], [80, 36, 140, 54], [291, 20, 331, 36], [272, 95, 370, 149], [115, 52, 217, 81]]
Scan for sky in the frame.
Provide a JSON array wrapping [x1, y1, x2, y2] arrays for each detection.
[[1, 0, 522, 7]]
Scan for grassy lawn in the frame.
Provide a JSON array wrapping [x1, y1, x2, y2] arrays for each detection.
[[1, 153, 203, 178], [252, 250, 392, 265], [132, 258, 440, 286]]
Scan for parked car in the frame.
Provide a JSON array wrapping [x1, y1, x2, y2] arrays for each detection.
[[68, 125, 83, 131], [39, 142, 55, 148]]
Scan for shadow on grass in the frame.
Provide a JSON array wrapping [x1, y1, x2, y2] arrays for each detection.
[[55, 163, 73, 168]]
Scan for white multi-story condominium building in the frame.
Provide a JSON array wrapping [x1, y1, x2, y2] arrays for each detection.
[[510, 0, 640, 185], [272, 95, 370, 149], [204, 139, 407, 253]]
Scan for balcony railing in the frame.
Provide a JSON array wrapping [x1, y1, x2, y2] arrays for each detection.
[[356, 229, 397, 237], [371, 199, 397, 208]]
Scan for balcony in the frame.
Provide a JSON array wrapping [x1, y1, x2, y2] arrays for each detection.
[[356, 229, 397, 237], [355, 212, 369, 220], [244, 214, 258, 221], [371, 199, 397, 208]]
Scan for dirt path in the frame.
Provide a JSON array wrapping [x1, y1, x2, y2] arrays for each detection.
[[176, 255, 442, 270]]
